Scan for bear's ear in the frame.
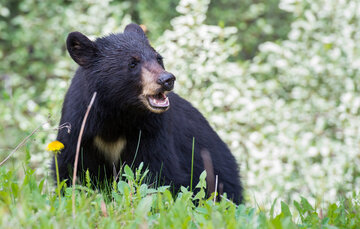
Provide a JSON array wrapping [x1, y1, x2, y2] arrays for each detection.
[[124, 23, 147, 39], [66, 32, 98, 67]]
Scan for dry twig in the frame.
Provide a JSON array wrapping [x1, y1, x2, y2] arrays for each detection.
[[72, 92, 97, 218], [0, 121, 48, 166], [214, 175, 218, 203]]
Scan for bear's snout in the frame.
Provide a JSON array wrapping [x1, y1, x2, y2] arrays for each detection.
[[139, 65, 174, 113], [157, 72, 176, 91]]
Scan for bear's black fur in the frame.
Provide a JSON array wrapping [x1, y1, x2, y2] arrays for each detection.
[[52, 23, 243, 204]]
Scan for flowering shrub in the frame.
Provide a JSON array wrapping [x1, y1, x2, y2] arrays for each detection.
[[158, 0, 360, 207], [245, 0, 360, 206]]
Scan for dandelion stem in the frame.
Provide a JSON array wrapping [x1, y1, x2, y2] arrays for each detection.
[[54, 153, 61, 203]]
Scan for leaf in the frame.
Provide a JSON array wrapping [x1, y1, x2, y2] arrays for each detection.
[[58, 180, 67, 192], [38, 178, 45, 193], [199, 170, 207, 181], [135, 195, 153, 217], [194, 189, 205, 200], [123, 165, 134, 180], [157, 185, 170, 193], [85, 169, 91, 189], [139, 169, 149, 185], [117, 180, 130, 195], [139, 183, 148, 197], [300, 196, 314, 212], [25, 147, 31, 165], [195, 207, 208, 214], [146, 188, 158, 195], [135, 162, 144, 182], [294, 200, 304, 221], [195, 170, 207, 189], [11, 182, 19, 198], [181, 186, 189, 193], [281, 201, 292, 218], [270, 198, 278, 219], [138, 162, 144, 173]]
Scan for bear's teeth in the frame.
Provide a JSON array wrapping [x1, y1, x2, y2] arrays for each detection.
[[149, 95, 169, 108]]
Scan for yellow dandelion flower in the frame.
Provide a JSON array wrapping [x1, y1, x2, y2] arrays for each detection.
[[47, 140, 64, 152]]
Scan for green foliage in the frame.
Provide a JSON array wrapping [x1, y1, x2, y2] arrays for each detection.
[[0, 165, 359, 228], [131, 0, 179, 40], [127, 0, 291, 58], [85, 169, 91, 189], [207, 0, 292, 59]]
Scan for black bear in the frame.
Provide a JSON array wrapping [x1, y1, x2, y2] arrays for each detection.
[[52, 23, 242, 204]]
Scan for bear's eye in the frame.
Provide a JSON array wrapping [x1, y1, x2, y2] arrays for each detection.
[[129, 59, 139, 69], [156, 56, 163, 65]]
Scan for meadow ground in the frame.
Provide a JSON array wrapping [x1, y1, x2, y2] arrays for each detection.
[[0, 160, 359, 229]]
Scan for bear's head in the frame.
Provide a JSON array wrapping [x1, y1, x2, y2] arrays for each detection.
[[66, 23, 176, 114]]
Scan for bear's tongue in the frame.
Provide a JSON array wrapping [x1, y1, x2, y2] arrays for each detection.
[[148, 93, 169, 108]]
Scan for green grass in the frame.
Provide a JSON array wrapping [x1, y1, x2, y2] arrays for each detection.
[[0, 163, 359, 228]]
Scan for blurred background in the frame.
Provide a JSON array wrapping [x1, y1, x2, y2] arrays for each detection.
[[1, 0, 359, 209]]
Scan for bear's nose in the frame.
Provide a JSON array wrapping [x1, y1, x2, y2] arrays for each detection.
[[157, 72, 176, 91]]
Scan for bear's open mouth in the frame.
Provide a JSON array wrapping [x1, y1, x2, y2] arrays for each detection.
[[147, 92, 169, 109]]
